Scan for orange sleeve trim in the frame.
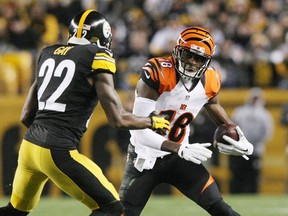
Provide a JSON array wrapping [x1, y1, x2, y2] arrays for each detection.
[[204, 68, 221, 98], [201, 175, 215, 194]]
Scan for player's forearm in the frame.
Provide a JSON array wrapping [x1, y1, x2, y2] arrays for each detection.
[[160, 140, 180, 154], [109, 112, 152, 129], [130, 129, 166, 150], [205, 103, 235, 126]]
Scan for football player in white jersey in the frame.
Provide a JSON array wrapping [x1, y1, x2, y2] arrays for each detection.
[[119, 27, 254, 216]]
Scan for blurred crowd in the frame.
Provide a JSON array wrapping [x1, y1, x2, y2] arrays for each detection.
[[0, 0, 288, 94]]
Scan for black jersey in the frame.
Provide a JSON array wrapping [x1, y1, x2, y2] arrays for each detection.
[[24, 44, 116, 149]]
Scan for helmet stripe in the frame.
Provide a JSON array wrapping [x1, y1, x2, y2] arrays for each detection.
[[181, 27, 215, 47], [76, 9, 93, 38], [188, 27, 211, 36], [186, 37, 213, 53], [182, 32, 214, 47]]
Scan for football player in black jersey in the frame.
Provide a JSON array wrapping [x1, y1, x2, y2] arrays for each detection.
[[0, 10, 170, 216]]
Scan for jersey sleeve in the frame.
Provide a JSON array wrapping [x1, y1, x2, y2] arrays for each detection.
[[204, 67, 222, 98], [140, 58, 160, 91], [140, 57, 177, 94], [91, 47, 116, 74]]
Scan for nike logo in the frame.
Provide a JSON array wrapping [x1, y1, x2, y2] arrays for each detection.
[[144, 70, 150, 79]]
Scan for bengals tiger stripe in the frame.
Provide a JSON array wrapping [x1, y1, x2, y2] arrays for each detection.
[[176, 26, 215, 57]]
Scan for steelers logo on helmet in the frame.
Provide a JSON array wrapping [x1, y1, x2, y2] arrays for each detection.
[[103, 21, 111, 39], [172, 26, 215, 89]]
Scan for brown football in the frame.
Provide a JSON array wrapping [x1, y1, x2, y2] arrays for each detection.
[[213, 124, 239, 148]]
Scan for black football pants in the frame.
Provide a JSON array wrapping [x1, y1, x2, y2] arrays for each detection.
[[119, 144, 240, 216]]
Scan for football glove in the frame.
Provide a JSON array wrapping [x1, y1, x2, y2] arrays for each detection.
[[178, 143, 212, 164], [217, 126, 253, 160], [149, 111, 170, 134]]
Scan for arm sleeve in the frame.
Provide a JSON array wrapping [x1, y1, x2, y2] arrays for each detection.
[[130, 96, 166, 150], [91, 48, 116, 73]]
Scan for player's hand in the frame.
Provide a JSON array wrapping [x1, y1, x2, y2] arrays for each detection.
[[217, 126, 254, 160], [149, 111, 170, 134], [178, 143, 212, 164]]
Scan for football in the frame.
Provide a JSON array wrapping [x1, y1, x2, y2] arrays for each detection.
[[213, 124, 239, 148]]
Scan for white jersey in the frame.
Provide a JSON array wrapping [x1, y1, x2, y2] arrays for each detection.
[[130, 56, 221, 171]]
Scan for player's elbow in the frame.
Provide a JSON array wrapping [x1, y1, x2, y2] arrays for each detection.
[[20, 111, 35, 128], [20, 116, 30, 128]]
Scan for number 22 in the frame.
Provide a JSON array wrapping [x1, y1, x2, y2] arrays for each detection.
[[37, 58, 75, 112]]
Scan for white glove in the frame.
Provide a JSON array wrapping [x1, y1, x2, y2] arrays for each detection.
[[217, 126, 254, 160], [178, 143, 212, 164]]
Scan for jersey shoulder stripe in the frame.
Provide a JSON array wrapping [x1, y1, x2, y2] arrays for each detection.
[[141, 57, 177, 94], [202, 66, 221, 98], [92, 52, 116, 73], [90, 46, 116, 73]]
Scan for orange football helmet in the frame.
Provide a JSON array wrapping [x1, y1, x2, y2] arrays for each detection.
[[172, 26, 215, 81]]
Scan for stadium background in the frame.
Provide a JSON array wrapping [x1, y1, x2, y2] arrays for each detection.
[[0, 0, 288, 198]]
